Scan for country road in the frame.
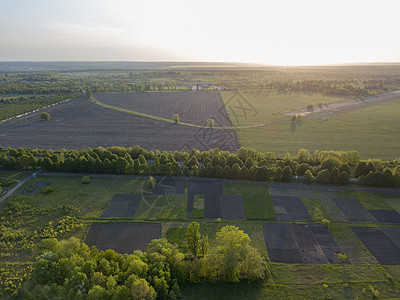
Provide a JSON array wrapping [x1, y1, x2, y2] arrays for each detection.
[[0, 174, 32, 203]]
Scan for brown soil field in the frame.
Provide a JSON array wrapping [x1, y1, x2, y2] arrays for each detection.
[[0, 97, 239, 151], [96, 92, 233, 127], [85, 222, 161, 253], [352, 227, 400, 265], [262, 223, 341, 264]]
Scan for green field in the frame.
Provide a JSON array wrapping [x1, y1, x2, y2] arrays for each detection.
[[228, 98, 400, 160], [224, 182, 276, 220]]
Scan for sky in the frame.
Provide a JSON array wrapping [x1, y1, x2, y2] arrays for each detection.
[[1, 0, 399, 65]]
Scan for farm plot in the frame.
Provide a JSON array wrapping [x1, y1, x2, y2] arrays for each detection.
[[368, 210, 400, 224], [151, 176, 186, 195], [85, 222, 161, 253], [101, 193, 141, 218], [96, 92, 233, 127], [352, 227, 400, 265], [268, 183, 314, 197], [0, 97, 239, 152], [262, 223, 341, 264], [272, 195, 312, 221], [219, 195, 246, 219], [187, 178, 246, 219], [332, 198, 376, 222]]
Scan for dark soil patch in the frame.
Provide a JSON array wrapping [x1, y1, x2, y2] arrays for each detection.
[[21, 182, 49, 194], [352, 227, 400, 265], [262, 223, 303, 264], [96, 92, 233, 127], [101, 193, 141, 218], [219, 195, 246, 219], [0, 97, 239, 152], [85, 222, 161, 253], [332, 198, 376, 222], [262, 223, 341, 264], [368, 210, 400, 224], [289, 224, 329, 264], [309, 224, 341, 264], [272, 196, 312, 221], [381, 228, 400, 249]]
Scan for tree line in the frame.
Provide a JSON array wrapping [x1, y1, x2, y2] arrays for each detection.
[[1, 146, 400, 187]]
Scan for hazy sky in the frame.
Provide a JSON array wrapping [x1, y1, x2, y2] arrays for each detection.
[[1, 0, 399, 65]]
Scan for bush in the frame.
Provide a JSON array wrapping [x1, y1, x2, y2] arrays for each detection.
[[146, 176, 156, 190], [338, 253, 347, 263], [40, 112, 50, 120], [81, 176, 91, 184]]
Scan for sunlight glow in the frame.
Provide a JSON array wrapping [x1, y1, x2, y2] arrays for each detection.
[[1, 0, 399, 65]]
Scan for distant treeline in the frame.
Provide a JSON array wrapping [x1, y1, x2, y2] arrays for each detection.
[[272, 79, 400, 98], [1, 146, 399, 187]]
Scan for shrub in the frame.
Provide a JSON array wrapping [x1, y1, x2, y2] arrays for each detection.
[[40, 112, 50, 120], [146, 176, 156, 190], [321, 218, 330, 226], [338, 253, 347, 263], [40, 186, 59, 194], [81, 176, 91, 184]]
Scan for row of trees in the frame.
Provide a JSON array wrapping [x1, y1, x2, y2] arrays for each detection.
[[24, 223, 266, 299], [1, 146, 399, 187], [273, 78, 400, 98]]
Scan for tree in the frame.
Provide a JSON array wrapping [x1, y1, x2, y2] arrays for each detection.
[[131, 279, 156, 300], [339, 171, 350, 185], [282, 166, 292, 182], [40, 112, 51, 120], [85, 88, 93, 99], [330, 167, 340, 184], [303, 170, 314, 184], [214, 226, 265, 282], [173, 114, 179, 123], [186, 222, 201, 259], [207, 118, 215, 128], [316, 169, 331, 184]]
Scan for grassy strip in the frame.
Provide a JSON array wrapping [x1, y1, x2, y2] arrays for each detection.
[[335, 191, 397, 210], [224, 182, 276, 220]]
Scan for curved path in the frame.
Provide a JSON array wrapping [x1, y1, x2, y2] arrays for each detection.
[[0, 174, 32, 203], [91, 97, 287, 130]]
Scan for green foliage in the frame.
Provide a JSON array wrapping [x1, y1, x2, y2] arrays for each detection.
[[282, 166, 292, 182], [303, 170, 314, 184], [186, 222, 201, 258], [40, 112, 51, 121], [81, 175, 91, 184], [173, 114, 179, 123], [338, 253, 348, 263], [316, 169, 331, 184]]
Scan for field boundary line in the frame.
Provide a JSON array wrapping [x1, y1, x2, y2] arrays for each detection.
[[90, 96, 281, 130]]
